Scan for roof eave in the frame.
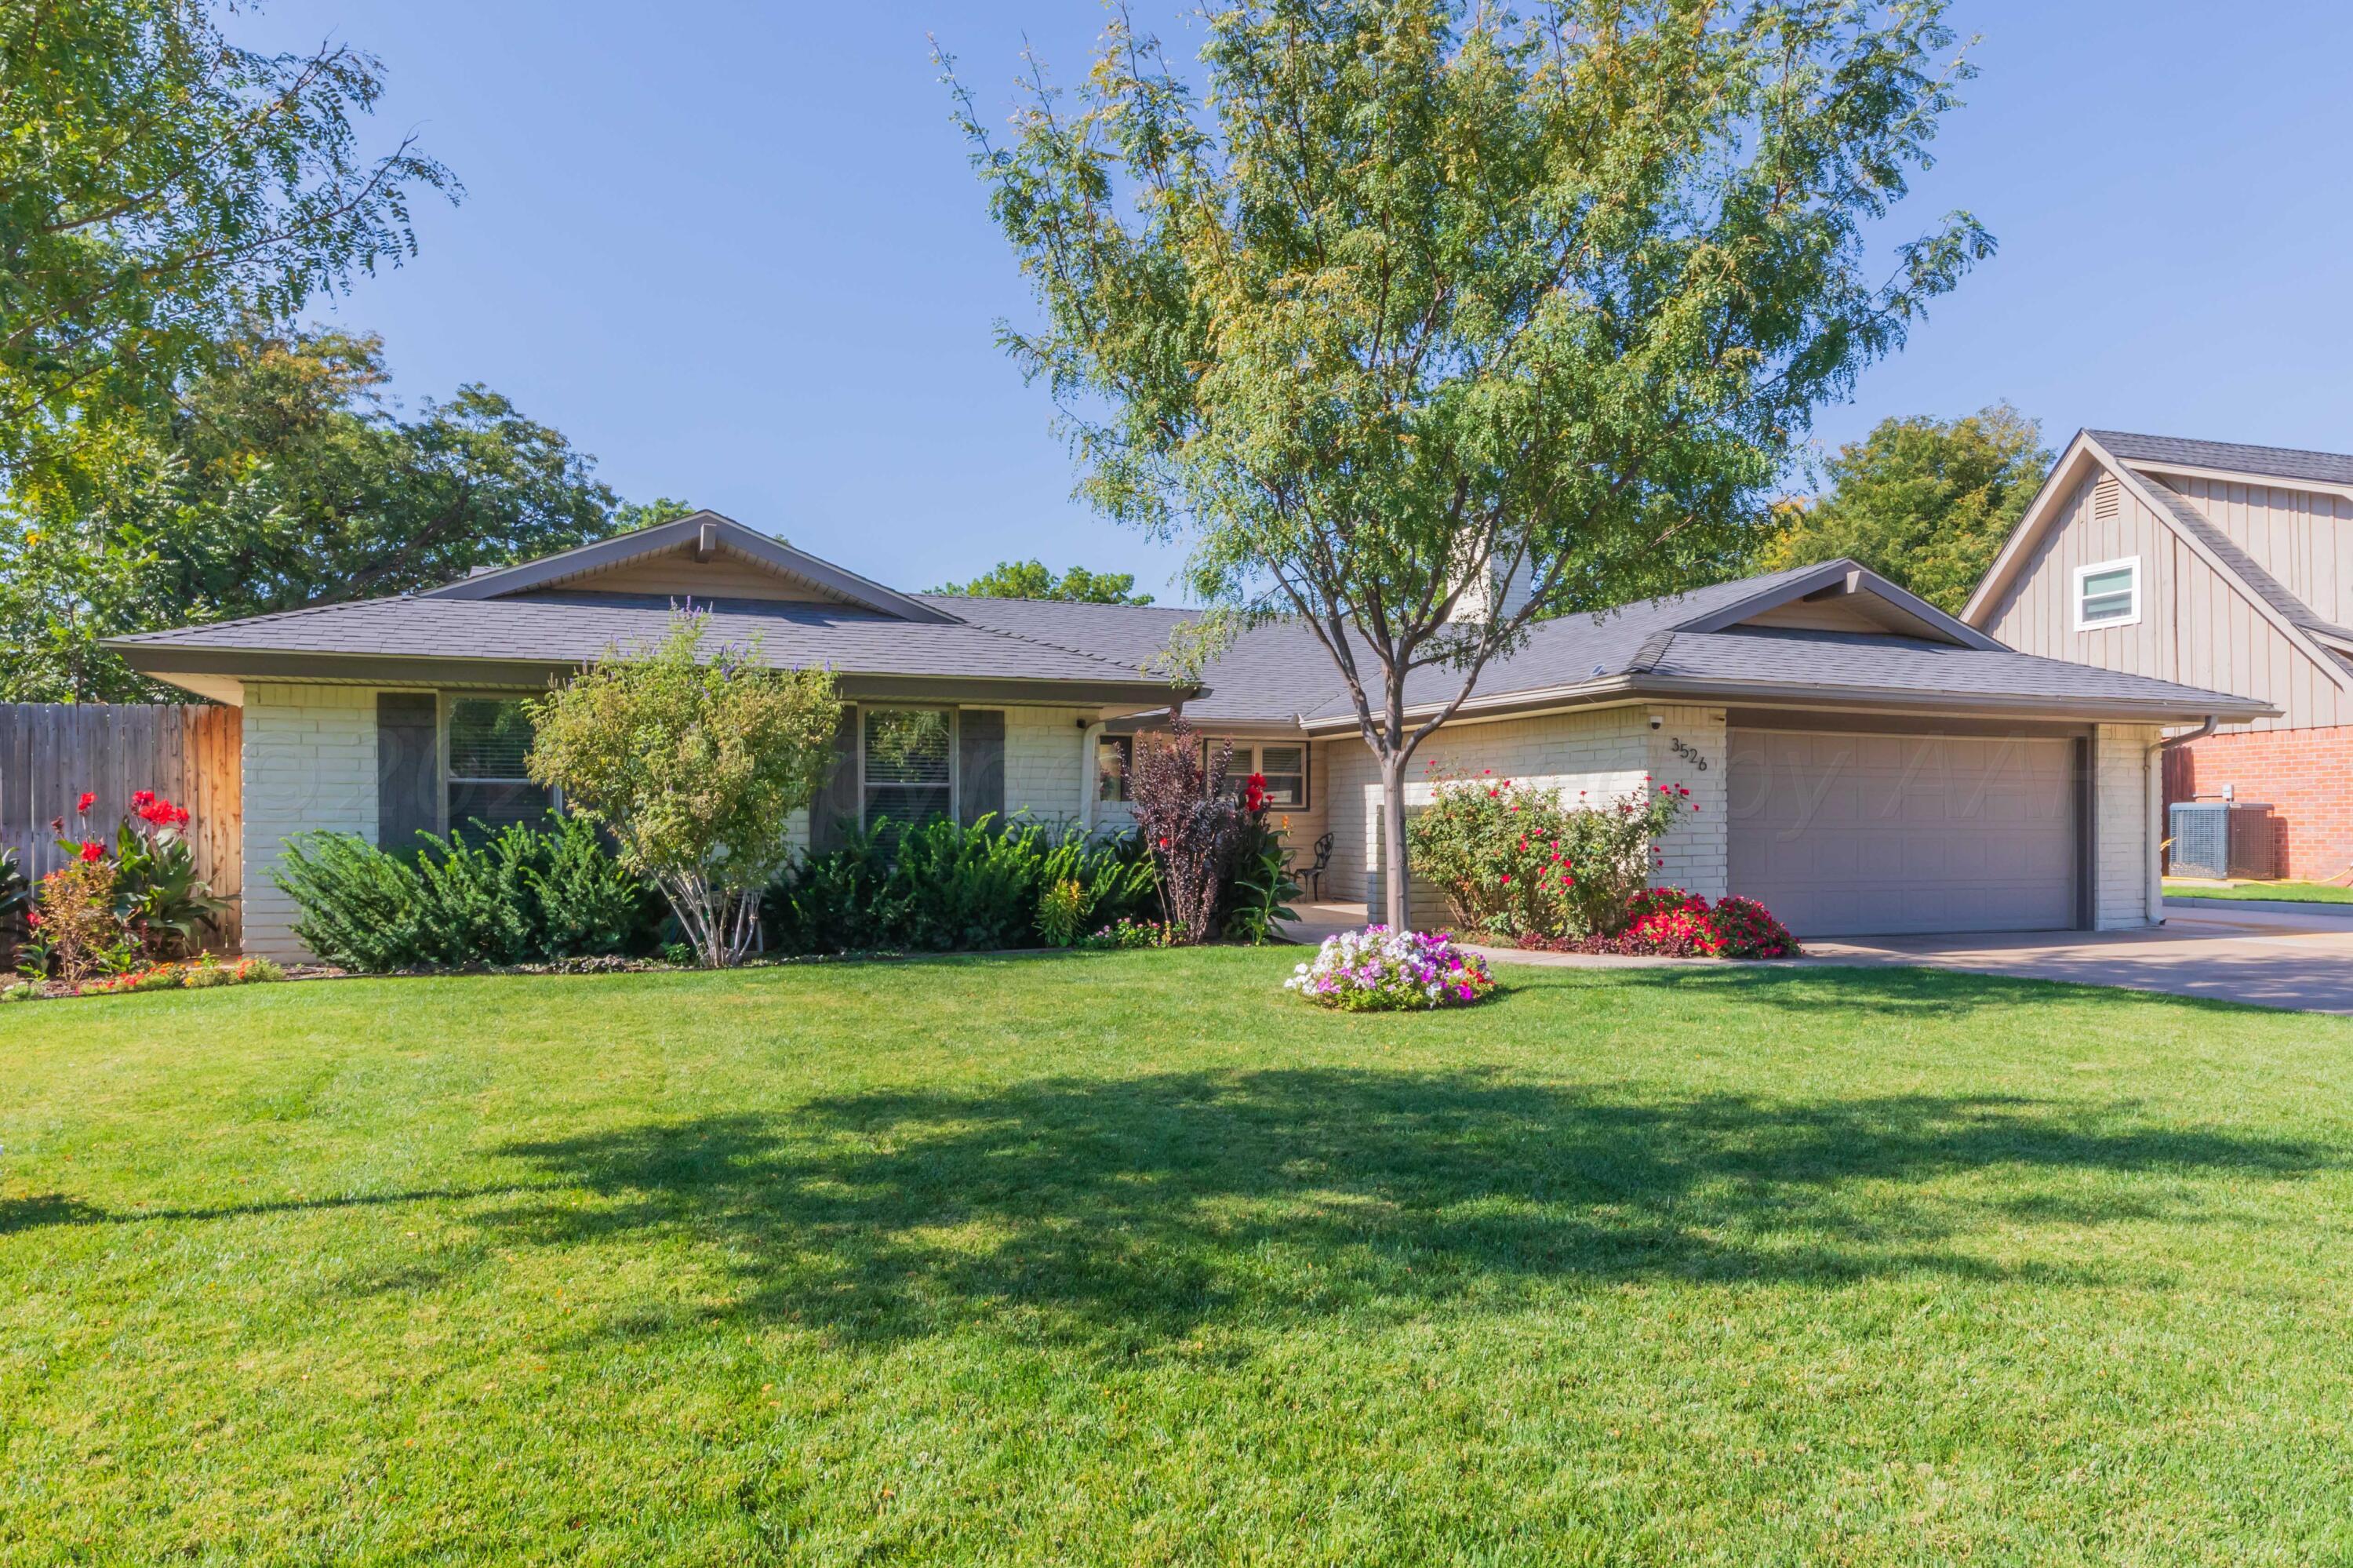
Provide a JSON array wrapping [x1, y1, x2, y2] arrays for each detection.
[[1297, 668, 2275, 733], [106, 642, 1200, 708]]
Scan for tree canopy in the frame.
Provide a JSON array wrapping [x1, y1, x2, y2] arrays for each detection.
[[0, 0, 455, 471], [929, 558, 1155, 603], [1762, 404, 2049, 614], [0, 327, 682, 700], [947, 0, 1991, 926]]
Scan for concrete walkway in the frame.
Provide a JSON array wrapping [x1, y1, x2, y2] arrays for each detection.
[[1281, 901, 2353, 1013], [1807, 908, 2353, 1014]]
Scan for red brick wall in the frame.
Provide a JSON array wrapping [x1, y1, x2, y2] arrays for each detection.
[[2166, 727, 2353, 879]]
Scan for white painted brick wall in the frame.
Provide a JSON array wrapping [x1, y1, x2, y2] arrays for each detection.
[[2094, 723, 2163, 930], [242, 682, 378, 961], [1645, 705, 1730, 899], [999, 706, 1087, 828]]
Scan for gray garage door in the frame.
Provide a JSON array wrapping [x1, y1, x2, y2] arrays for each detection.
[[1726, 729, 2082, 937]]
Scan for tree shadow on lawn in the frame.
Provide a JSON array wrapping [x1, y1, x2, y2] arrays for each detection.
[[481, 1068, 2330, 1352]]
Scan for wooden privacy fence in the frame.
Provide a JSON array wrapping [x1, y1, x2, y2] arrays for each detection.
[[0, 703, 243, 950]]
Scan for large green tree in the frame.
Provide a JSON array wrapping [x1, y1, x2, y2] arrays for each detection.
[[930, 558, 1155, 603], [947, 0, 1991, 927], [0, 0, 453, 468], [1762, 403, 2049, 614], [0, 328, 679, 700]]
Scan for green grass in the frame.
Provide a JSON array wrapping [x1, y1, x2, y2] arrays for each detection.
[[2165, 879, 2353, 904], [4, 953, 2351, 1566]]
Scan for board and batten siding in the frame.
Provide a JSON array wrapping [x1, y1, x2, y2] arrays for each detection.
[[1982, 470, 2352, 734], [2162, 474, 2353, 633]]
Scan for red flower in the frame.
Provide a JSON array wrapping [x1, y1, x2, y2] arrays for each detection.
[[174, 804, 191, 826], [1499, 873, 1511, 886], [133, 790, 154, 807], [78, 840, 104, 862], [49, 816, 63, 832], [24, 910, 39, 928], [76, 791, 94, 813]]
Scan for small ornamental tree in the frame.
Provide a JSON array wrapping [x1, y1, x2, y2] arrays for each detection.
[[526, 616, 842, 968]]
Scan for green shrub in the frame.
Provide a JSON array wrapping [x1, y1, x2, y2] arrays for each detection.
[[765, 817, 1155, 955], [1408, 773, 1580, 940], [1409, 773, 1697, 940], [1557, 782, 1692, 937], [274, 816, 660, 971]]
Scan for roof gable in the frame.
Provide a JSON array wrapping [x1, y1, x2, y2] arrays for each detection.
[[421, 511, 960, 624], [1962, 431, 2353, 698], [1670, 559, 2002, 648]]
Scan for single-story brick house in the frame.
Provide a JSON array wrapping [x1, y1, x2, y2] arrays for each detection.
[[110, 512, 2267, 959], [1965, 431, 2353, 879]]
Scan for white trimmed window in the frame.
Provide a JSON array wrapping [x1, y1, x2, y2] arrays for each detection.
[[1202, 738, 1310, 809], [2073, 556, 2140, 630]]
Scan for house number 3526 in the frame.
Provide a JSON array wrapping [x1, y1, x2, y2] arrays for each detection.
[[1669, 737, 1708, 771]]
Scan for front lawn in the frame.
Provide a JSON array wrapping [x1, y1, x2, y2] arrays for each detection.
[[4, 953, 2351, 1564], [2165, 879, 2353, 904]]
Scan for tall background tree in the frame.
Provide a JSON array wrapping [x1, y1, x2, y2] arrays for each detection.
[[930, 558, 1155, 603], [947, 0, 1992, 928], [0, 0, 453, 469], [1762, 403, 2049, 613], [0, 327, 682, 700], [0, 3, 685, 700]]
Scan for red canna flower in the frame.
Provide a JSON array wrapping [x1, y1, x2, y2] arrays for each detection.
[[76, 791, 94, 813], [78, 840, 104, 862], [132, 790, 154, 807]]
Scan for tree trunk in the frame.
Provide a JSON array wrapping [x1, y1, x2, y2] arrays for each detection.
[[1380, 750, 1411, 932]]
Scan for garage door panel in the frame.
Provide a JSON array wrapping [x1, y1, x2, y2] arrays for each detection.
[[1727, 727, 2081, 938]]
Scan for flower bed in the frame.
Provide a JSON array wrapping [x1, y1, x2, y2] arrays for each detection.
[[1285, 926, 1497, 1011], [1511, 889, 1801, 959], [5, 952, 285, 1003]]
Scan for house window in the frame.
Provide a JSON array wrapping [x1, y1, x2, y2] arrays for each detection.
[[863, 708, 953, 834], [2074, 556, 2140, 630], [446, 697, 552, 839], [1204, 739, 1311, 809], [1096, 735, 1133, 802], [1257, 744, 1307, 808]]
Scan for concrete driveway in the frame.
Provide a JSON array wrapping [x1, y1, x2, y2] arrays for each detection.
[[1806, 903, 2353, 1014], [1285, 900, 2353, 1013]]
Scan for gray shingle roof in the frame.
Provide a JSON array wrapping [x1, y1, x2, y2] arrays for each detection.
[[111, 555, 2268, 724], [1643, 629, 2273, 712], [111, 591, 1178, 687], [2090, 430, 2353, 489]]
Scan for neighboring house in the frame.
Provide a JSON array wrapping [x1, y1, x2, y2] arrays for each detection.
[[110, 511, 2265, 958], [1966, 431, 2353, 879]]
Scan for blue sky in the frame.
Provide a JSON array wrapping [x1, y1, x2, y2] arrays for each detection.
[[235, 2, 2353, 605]]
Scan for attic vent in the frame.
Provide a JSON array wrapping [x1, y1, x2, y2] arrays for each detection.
[[2092, 475, 2121, 520]]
